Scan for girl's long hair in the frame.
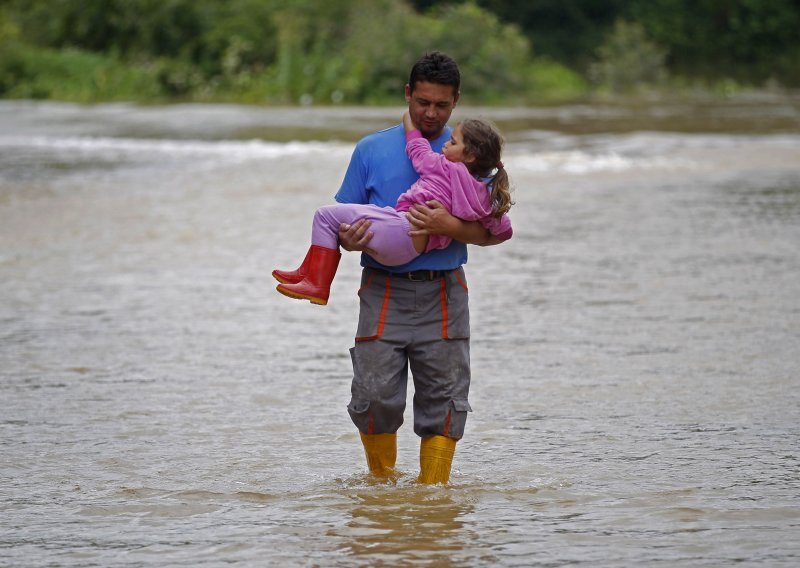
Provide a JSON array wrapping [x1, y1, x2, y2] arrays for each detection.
[[459, 119, 513, 218]]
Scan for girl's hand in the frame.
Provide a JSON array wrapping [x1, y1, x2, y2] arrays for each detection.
[[402, 111, 415, 133], [338, 218, 376, 254]]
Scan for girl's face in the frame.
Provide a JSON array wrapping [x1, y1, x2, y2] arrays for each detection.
[[443, 123, 472, 165]]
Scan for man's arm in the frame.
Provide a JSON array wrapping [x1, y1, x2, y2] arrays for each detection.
[[406, 201, 501, 246], [338, 219, 376, 253], [335, 143, 376, 252]]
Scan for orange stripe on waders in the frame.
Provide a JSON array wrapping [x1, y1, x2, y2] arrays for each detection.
[[454, 270, 468, 291], [443, 408, 452, 437], [355, 276, 391, 342], [357, 272, 374, 295], [439, 277, 449, 339]]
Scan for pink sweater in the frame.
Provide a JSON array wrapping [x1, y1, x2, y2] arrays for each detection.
[[395, 130, 513, 252]]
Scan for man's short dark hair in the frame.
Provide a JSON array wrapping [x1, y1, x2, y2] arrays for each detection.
[[409, 51, 460, 95]]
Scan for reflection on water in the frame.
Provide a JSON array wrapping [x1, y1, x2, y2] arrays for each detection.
[[1, 99, 800, 566], [335, 487, 476, 565]]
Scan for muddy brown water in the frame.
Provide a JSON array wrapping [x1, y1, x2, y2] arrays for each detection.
[[2, 99, 799, 566]]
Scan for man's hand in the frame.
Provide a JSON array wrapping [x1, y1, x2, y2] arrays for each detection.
[[406, 200, 458, 237], [406, 200, 495, 245], [338, 218, 376, 254]]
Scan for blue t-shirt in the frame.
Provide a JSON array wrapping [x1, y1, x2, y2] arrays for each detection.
[[335, 124, 468, 271]]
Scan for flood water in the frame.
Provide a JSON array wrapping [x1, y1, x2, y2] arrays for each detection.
[[2, 98, 800, 566]]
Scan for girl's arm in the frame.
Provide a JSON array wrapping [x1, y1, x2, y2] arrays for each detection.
[[403, 110, 445, 176], [403, 111, 415, 134]]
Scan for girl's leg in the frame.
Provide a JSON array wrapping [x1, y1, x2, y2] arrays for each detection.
[[311, 204, 373, 249], [273, 204, 357, 288], [312, 204, 418, 266]]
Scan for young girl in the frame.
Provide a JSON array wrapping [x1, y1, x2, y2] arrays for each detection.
[[272, 111, 514, 305]]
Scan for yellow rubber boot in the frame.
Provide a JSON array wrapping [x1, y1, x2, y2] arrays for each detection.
[[359, 432, 397, 477], [417, 435, 457, 484]]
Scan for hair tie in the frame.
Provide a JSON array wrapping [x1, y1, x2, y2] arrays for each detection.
[[496, 161, 504, 169]]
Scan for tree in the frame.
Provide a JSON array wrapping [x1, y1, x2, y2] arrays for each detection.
[[625, 0, 800, 84], [589, 20, 668, 94]]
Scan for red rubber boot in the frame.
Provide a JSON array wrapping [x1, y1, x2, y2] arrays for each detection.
[[276, 245, 341, 305], [272, 247, 313, 284]]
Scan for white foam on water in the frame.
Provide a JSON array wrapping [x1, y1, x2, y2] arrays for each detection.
[[509, 131, 800, 176], [510, 150, 697, 175], [0, 135, 353, 164]]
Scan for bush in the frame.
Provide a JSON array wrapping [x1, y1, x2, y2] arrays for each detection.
[[0, 43, 163, 101], [589, 20, 668, 94], [526, 58, 588, 101]]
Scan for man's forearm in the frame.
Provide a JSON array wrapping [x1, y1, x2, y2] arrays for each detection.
[[406, 202, 502, 246], [449, 218, 496, 246]]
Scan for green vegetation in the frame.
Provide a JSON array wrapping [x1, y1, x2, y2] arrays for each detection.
[[1, 0, 797, 105], [589, 21, 668, 96]]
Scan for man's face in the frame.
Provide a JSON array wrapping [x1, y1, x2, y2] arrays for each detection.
[[405, 81, 459, 140]]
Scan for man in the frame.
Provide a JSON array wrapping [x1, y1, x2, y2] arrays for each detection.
[[336, 52, 501, 483]]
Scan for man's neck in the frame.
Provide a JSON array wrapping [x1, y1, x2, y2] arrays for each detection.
[[423, 127, 446, 141]]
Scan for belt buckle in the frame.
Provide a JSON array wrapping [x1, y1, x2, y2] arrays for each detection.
[[407, 270, 429, 281]]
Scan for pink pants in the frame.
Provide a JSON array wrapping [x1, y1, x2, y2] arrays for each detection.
[[312, 204, 420, 267]]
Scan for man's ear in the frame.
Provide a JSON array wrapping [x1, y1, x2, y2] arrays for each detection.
[[405, 84, 412, 103]]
